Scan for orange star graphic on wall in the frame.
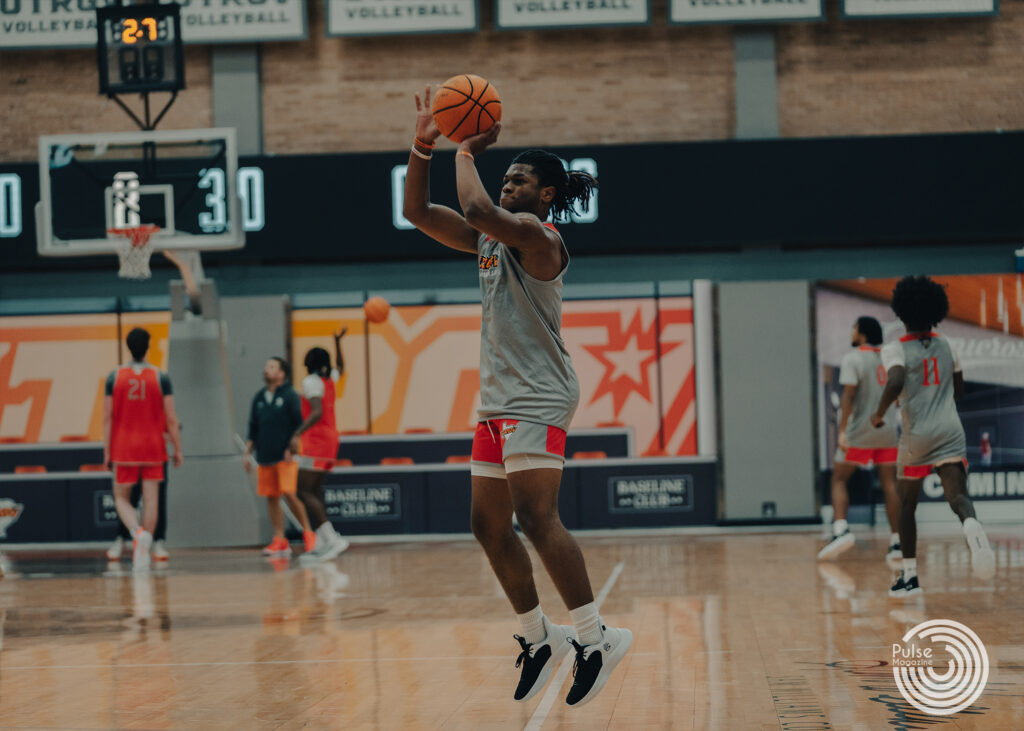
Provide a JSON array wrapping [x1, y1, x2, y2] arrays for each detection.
[[583, 310, 681, 415]]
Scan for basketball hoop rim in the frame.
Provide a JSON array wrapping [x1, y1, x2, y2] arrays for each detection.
[[107, 225, 163, 248]]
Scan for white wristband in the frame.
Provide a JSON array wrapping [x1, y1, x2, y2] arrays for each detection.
[[411, 146, 432, 161]]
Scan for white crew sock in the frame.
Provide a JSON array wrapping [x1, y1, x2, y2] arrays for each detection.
[[517, 605, 546, 644], [570, 602, 603, 646], [902, 557, 917, 580], [833, 519, 849, 536], [891, 533, 900, 545]]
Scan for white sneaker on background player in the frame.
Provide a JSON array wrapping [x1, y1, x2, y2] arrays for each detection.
[[963, 517, 995, 579], [152, 540, 170, 562], [299, 523, 349, 564], [106, 536, 126, 561], [817, 519, 856, 560], [133, 529, 153, 572]]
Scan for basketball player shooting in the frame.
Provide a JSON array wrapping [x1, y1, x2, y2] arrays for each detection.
[[103, 328, 183, 572], [403, 85, 632, 707], [872, 276, 996, 598]]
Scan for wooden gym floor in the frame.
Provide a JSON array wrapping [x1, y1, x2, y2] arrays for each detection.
[[0, 527, 1021, 730]]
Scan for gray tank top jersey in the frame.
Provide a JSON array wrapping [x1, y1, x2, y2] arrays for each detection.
[[884, 334, 966, 465], [476, 228, 580, 431], [839, 347, 898, 448]]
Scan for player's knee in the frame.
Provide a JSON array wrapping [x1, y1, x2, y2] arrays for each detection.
[[470, 508, 507, 547], [513, 503, 556, 542]]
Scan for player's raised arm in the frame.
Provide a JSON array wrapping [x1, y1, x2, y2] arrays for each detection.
[[455, 124, 554, 255], [402, 85, 479, 255]]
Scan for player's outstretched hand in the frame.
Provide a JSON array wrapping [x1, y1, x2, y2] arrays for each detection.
[[870, 413, 885, 429], [837, 432, 849, 451], [414, 85, 441, 146], [334, 326, 348, 340], [459, 122, 501, 157], [173, 452, 184, 468]]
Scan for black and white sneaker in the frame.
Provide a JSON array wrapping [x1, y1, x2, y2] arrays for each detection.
[[817, 530, 855, 560], [565, 623, 633, 707], [889, 573, 923, 598], [513, 616, 573, 702], [886, 542, 902, 564]]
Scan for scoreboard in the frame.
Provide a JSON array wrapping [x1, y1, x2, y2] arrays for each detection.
[[96, 4, 184, 96]]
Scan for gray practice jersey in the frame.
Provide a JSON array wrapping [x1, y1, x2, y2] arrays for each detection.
[[880, 333, 966, 466], [838, 346, 898, 448], [476, 227, 580, 431]]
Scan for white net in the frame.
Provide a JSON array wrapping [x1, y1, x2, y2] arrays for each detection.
[[108, 226, 160, 280]]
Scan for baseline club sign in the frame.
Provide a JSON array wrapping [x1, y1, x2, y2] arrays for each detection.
[[670, 0, 821, 24], [841, 0, 996, 18], [496, 0, 649, 30], [0, 0, 307, 50], [327, 0, 478, 35]]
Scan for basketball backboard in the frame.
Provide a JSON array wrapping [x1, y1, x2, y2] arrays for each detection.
[[36, 128, 243, 257]]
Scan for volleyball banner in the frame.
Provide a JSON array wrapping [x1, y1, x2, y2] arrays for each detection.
[[669, 0, 822, 24], [326, 0, 478, 36], [841, 0, 996, 18], [494, 0, 650, 30]]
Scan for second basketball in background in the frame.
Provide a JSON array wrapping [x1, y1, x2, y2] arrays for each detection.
[[364, 296, 390, 324]]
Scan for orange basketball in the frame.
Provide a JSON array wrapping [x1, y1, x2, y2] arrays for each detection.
[[432, 75, 502, 144], [364, 296, 390, 324]]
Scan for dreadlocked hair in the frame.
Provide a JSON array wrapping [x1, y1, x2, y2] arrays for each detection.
[[890, 276, 950, 333], [511, 149, 598, 222]]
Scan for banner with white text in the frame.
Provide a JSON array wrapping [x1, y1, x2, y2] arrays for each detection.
[[670, 0, 821, 24], [495, 0, 649, 30], [841, 0, 996, 18], [326, 0, 478, 36]]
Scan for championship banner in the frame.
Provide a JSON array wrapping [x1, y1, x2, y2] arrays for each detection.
[[841, 0, 996, 18], [326, 0, 478, 36], [495, 0, 650, 30], [0, 0, 307, 50], [669, 0, 822, 25]]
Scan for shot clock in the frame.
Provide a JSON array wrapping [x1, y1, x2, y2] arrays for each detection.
[[96, 4, 184, 96]]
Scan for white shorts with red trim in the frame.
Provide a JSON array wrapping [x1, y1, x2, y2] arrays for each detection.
[[470, 419, 567, 479]]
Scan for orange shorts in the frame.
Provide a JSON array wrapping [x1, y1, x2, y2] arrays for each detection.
[[114, 463, 164, 484], [258, 461, 299, 497]]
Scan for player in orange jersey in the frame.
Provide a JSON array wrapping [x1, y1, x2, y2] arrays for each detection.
[[296, 329, 350, 563], [103, 328, 183, 571]]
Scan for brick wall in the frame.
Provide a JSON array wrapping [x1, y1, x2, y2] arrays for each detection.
[[260, 0, 735, 154], [777, 3, 1024, 137], [0, 46, 211, 162], [1, 0, 1022, 163]]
